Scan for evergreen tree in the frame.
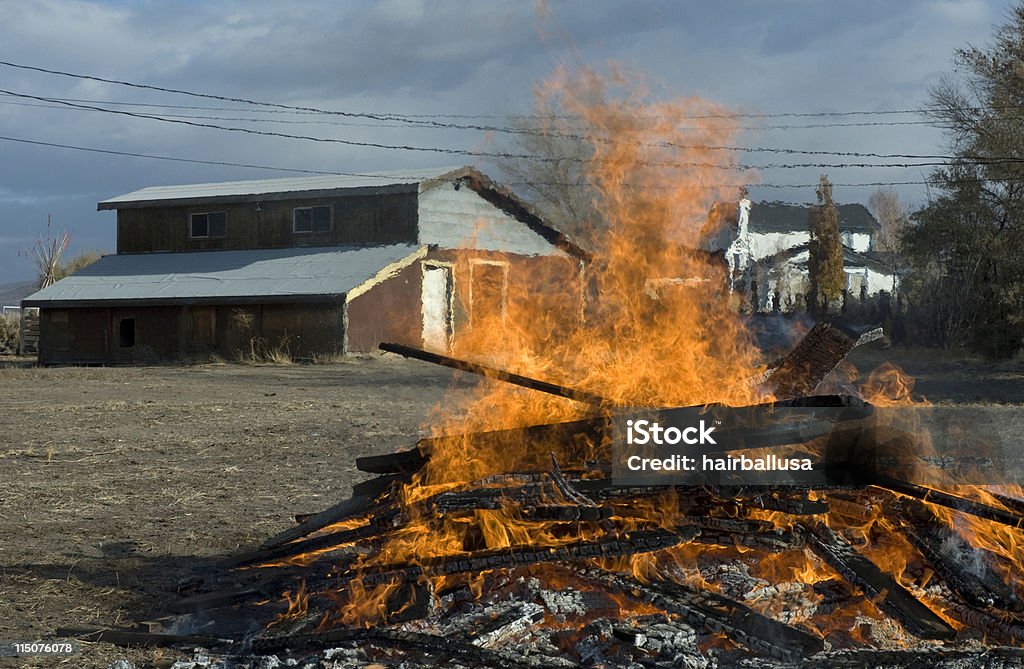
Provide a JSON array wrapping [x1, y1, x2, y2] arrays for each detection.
[[807, 175, 844, 314]]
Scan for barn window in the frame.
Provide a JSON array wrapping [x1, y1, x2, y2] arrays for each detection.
[[190, 212, 227, 238], [293, 205, 332, 233]]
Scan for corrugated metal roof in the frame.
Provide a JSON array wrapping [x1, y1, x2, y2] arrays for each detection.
[[98, 166, 469, 209], [23, 244, 425, 307]]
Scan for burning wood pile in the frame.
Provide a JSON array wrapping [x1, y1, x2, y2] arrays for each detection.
[[60, 323, 1024, 668], [59, 71, 1024, 668]]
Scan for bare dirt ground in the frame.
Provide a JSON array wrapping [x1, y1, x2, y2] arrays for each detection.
[[0, 356, 477, 668], [1, 346, 1023, 668]]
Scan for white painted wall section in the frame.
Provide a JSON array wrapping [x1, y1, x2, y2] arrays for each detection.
[[749, 231, 809, 260], [841, 232, 871, 253], [417, 182, 567, 256]]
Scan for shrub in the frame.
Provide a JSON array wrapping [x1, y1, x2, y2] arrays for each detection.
[[0, 314, 20, 354]]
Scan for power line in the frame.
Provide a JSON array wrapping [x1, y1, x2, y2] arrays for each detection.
[[4, 58, 1016, 122], [0, 92, 969, 131], [0, 98, 418, 129], [0, 90, 1000, 162], [3, 131, 1021, 193], [0, 87, 541, 162], [11, 88, 1024, 172], [2, 58, 1020, 143], [0, 134, 351, 175]]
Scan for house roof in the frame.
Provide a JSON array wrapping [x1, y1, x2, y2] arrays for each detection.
[[97, 166, 470, 210], [22, 244, 426, 308], [749, 201, 878, 234], [708, 200, 879, 235]]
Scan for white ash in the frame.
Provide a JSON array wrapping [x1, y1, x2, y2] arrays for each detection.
[[539, 588, 589, 617]]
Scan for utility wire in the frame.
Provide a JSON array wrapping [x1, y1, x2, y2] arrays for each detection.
[[9, 88, 1024, 171], [3, 59, 1017, 122], [4, 132, 1023, 192], [0, 92, 968, 131], [0, 135, 351, 175]]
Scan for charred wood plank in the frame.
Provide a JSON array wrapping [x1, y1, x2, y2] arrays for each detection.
[[522, 504, 614, 522], [581, 570, 824, 661], [802, 521, 955, 640], [418, 417, 608, 457], [56, 627, 235, 648], [165, 586, 271, 614], [166, 560, 338, 614], [685, 516, 804, 550], [321, 528, 697, 590], [742, 491, 829, 516], [936, 594, 1024, 644], [898, 497, 1022, 612], [693, 530, 802, 551], [260, 494, 374, 549], [431, 483, 555, 513], [549, 452, 597, 506], [991, 490, 1024, 516], [765, 322, 881, 398], [368, 419, 607, 478], [355, 446, 428, 474], [226, 514, 397, 568], [380, 342, 606, 405], [876, 476, 1024, 530], [351, 473, 409, 498]]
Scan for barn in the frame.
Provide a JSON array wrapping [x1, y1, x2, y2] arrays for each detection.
[[22, 167, 586, 364]]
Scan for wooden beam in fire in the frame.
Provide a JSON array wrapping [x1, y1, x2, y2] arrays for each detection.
[[801, 521, 956, 640], [765, 321, 883, 399], [581, 568, 825, 661], [380, 342, 608, 405], [896, 496, 1022, 612]]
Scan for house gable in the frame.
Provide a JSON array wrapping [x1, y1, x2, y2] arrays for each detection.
[[417, 180, 574, 257]]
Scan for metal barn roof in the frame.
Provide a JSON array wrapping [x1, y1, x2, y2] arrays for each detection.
[[98, 166, 470, 210], [22, 244, 426, 308]]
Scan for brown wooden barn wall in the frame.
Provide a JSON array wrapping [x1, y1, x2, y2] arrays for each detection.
[[345, 261, 422, 353], [115, 192, 418, 253], [37, 302, 345, 364]]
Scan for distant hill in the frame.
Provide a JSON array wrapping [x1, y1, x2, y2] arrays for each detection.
[[0, 281, 38, 307]]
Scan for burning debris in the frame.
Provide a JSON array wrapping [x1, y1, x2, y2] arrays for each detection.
[[58, 333, 1024, 668], [60, 68, 1024, 668]]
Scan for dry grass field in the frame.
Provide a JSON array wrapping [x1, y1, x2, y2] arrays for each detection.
[[0, 346, 1023, 667]]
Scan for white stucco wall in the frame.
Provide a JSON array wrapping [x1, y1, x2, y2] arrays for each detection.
[[417, 182, 566, 256], [749, 231, 808, 260]]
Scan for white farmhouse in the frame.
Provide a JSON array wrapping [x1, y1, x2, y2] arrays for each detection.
[[705, 200, 898, 313]]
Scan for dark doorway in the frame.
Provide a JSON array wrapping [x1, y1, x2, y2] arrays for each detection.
[[119, 318, 136, 348]]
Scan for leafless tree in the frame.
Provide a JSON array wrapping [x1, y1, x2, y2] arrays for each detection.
[[867, 187, 908, 255]]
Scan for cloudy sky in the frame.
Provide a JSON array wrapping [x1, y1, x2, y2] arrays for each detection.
[[0, 0, 1013, 285]]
